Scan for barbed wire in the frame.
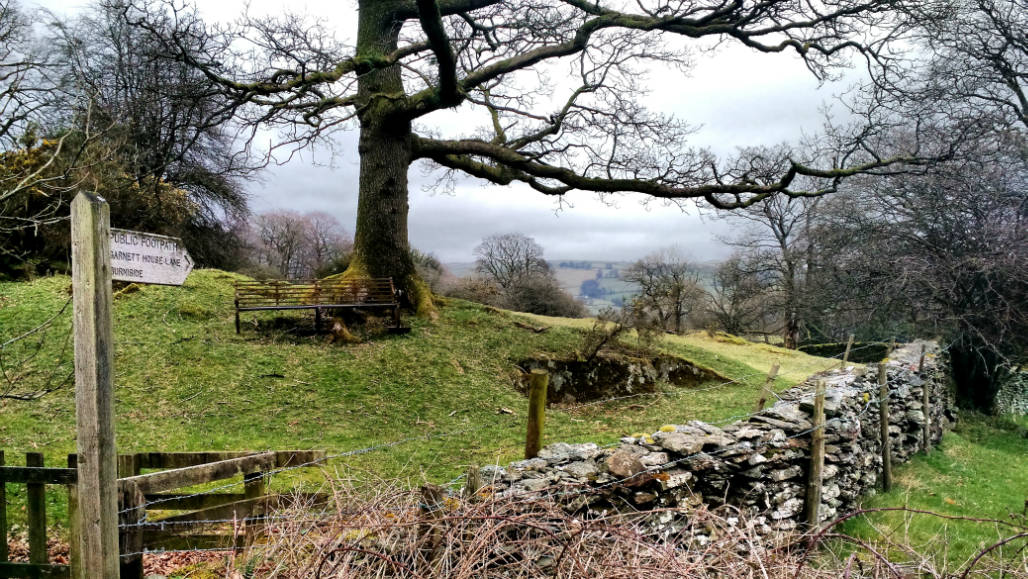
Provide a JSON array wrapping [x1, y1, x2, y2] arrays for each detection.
[[116, 342, 940, 561], [123, 340, 932, 522], [117, 394, 888, 535]]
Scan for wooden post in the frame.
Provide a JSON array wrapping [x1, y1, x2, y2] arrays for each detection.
[[118, 454, 140, 478], [803, 381, 827, 528], [878, 361, 893, 492], [118, 481, 144, 579], [841, 334, 855, 367], [26, 453, 46, 565], [922, 377, 932, 453], [70, 192, 120, 579], [917, 344, 926, 373], [243, 471, 266, 546], [463, 464, 482, 502], [889, 337, 897, 355], [0, 450, 7, 564], [418, 484, 445, 561], [524, 370, 549, 459], [67, 455, 80, 579], [754, 363, 780, 412]]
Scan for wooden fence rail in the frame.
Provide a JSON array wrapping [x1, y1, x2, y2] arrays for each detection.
[[1, 450, 325, 579], [0, 451, 76, 579]]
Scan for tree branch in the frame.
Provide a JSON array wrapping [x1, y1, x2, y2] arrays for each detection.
[[415, 0, 460, 107]]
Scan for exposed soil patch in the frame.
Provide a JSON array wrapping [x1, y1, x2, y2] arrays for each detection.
[[519, 347, 726, 404]]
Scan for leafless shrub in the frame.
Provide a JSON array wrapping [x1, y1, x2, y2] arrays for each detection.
[[240, 476, 826, 579], [225, 478, 1028, 579]]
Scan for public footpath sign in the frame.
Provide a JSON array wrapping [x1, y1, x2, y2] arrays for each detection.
[[110, 228, 193, 285]]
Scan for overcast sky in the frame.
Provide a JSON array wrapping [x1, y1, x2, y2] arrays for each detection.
[[27, 0, 858, 264]]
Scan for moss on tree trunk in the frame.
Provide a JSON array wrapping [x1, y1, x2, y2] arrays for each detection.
[[339, 0, 434, 315]]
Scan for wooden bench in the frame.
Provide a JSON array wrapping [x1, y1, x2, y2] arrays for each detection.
[[234, 278, 401, 334]]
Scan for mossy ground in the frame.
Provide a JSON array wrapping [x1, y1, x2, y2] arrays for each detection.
[[838, 413, 1028, 569]]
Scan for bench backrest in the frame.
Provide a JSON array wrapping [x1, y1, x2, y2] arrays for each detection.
[[234, 278, 397, 308]]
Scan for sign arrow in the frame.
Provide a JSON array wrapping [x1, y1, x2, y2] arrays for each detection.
[[109, 228, 194, 286]]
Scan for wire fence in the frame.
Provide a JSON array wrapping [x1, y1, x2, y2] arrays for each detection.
[[2, 296, 947, 563], [117, 343, 920, 541], [120, 339, 932, 529]]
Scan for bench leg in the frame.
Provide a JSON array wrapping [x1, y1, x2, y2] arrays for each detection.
[[235, 310, 241, 334]]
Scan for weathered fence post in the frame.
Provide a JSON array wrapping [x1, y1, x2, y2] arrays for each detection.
[[419, 484, 446, 561], [118, 481, 145, 579], [26, 453, 47, 565], [243, 470, 267, 546], [841, 334, 855, 367], [67, 454, 81, 579], [803, 381, 827, 528], [463, 464, 482, 502], [525, 370, 549, 459], [878, 361, 893, 492], [918, 344, 926, 373], [754, 363, 780, 412], [70, 192, 120, 578], [922, 376, 932, 454], [0, 451, 7, 564]]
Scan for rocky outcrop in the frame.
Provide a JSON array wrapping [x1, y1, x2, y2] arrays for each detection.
[[483, 343, 954, 538], [519, 351, 724, 404]]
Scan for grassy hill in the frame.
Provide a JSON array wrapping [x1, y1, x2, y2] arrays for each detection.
[[3, 270, 1025, 570], [0, 269, 845, 484]]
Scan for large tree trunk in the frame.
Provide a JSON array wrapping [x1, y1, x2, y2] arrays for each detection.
[[344, 0, 431, 313]]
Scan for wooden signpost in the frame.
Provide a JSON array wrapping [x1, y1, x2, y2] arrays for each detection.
[[70, 192, 193, 578]]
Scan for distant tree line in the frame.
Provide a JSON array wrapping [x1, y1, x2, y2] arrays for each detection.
[[445, 233, 585, 318], [703, 138, 1026, 412]]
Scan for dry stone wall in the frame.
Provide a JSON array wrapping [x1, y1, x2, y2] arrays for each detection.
[[482, 342, 955, 536]]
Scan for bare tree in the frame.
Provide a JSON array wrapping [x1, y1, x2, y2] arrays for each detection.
[[127, 0, 947, 311], [0, 0, 73, 239], [51, 0, 254, 267], [623, 249, 705, 334], [705, 255, 772, 336], [247, 209, 352, 278], [721, 195, 823, 347], [851, 142, 1027, 411], [304, 211, 352, 274], [903, 0, 1027, 132], [474, 232, 549, 290]]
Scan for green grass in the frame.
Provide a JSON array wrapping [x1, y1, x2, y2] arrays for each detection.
[[1, 270, 842, 533], [839, 413, 1028, 569]]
